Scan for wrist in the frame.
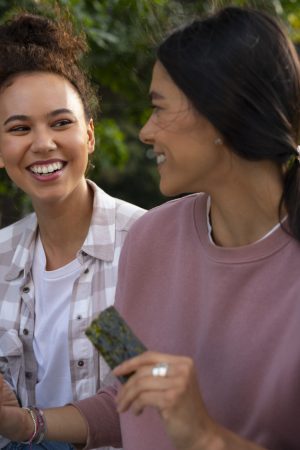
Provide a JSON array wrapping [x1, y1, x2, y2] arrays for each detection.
[[0, 406, 34, 442], [21, 408, 37, 443], [189, 436, 224, 450], [21, 407, 47, 444], [188, 421, 225, 450]]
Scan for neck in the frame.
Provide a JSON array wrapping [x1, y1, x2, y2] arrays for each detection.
[[33, 181, 94, 269], [208, 159, 284, 247]]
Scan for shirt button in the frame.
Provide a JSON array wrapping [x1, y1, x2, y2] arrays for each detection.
[[23, 329, 29, 336], [76, 315, 82, 320], [78, 360, 84, 367], [84, 268, 89, 274], [23, 287, 30, 293]]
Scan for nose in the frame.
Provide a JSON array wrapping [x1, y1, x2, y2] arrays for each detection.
[[139, 117, 154, 145], [30, 128, 57, 153]]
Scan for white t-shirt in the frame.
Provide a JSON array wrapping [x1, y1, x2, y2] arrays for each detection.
[[32, 235, 81, 408]]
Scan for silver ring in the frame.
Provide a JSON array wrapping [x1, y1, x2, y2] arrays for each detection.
[[151, 362, 169, 377]]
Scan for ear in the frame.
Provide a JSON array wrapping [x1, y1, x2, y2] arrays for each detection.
[[87, 119, 95, 155]]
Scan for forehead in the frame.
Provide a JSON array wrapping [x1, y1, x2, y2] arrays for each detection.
[[0, 72, 84, 113], [150, 61, 189, 105]]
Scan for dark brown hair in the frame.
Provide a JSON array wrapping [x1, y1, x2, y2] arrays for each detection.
[[0, 12, 98, 119], [157, 7, 300, 241]]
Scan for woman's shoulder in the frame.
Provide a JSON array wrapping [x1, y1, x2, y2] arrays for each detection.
[[0, 213, 37, 252], [140, 192, 203, 218], [88, 179, 146, 231], [128, 193, 205, 235]]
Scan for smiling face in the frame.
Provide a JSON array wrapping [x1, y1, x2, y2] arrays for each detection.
[[0, 72, 95, 207], [139, 61, 231, 197]]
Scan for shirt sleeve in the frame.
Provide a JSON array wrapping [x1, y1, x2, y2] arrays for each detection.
[[72, 383, 122, 449]]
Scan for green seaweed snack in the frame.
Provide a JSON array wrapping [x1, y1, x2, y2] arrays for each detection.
[[85, 306, 147, 383]]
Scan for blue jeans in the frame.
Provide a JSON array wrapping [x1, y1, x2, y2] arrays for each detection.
[[3, 442, 74, 450]]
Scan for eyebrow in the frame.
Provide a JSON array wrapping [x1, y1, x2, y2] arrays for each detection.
[[3, 108, 75, 126], [4, 115, 28, 126], [48, 108, 75, 118]]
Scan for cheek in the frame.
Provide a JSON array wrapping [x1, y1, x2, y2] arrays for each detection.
[[157, 114, 200, 142], [1, 163, 23, 188], [0, 142, 18, 166], [69, 135, 91, 169], [70, 127, 89, 147]]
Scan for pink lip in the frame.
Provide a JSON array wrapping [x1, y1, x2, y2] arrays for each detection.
[[27, 160, 66, 183], [30, 170, 64, 182]]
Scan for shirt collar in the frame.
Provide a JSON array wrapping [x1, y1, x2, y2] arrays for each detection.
[[5, 180, 118, 281], [5, 213, 38, 281], [78, 179, 116, 262]]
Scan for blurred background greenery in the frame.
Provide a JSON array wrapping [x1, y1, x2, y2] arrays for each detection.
[[0, 0, 299, 226]]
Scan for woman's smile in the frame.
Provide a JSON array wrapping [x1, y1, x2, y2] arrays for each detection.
[[0, 72, 95, 206]]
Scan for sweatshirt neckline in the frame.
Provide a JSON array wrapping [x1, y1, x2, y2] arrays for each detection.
[[193, 193, 292, 263]]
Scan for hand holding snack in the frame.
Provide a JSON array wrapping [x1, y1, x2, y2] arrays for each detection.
[[85, 306, 147, 383]]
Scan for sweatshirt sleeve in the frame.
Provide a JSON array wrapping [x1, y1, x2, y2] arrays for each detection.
[[73, 384, 122, 449]]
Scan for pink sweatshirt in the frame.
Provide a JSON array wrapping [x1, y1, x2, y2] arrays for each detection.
[[75, 193, 300, 450]]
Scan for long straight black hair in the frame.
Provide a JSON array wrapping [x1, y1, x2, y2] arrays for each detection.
[[157, 7, 300, 241]]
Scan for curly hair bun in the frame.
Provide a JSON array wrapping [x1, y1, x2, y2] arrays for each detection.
[[0, 12, 87, 62], [0, 11, 98, 118]]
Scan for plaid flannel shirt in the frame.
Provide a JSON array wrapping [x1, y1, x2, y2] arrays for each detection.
[[0, 180, 145, 449]]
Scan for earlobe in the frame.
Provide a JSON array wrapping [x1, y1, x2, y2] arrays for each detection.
[[87, 119, 95, 154]]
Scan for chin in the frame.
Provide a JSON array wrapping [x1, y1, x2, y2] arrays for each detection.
[[159, 182, 184, 198]]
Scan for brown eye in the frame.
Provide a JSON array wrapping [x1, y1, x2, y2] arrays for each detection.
[[9, 125, 30, 133], [53, 119, 72, 128], [151, 105, 162, 112]]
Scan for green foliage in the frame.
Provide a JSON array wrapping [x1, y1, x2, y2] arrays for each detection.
[[0, 0, 300, 226]]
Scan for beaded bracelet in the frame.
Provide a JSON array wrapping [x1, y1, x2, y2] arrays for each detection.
[[21, 406, 47, 445], [31, 407, 47, 444], [21, 407, 37, 444]]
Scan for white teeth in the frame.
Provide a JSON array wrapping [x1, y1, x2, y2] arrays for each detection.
[[156, 154, 166, 165], [30, 161, 63, 175]]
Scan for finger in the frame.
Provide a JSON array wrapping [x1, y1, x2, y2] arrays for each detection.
[[117, 360, 175, 398], [2, 382, 18, 407], [113, 351, 186, 377], [117, 367, 180, 412], [130, 390, 176, 416], [117, 375, 170, 412], [113, 351, 160, 376]]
